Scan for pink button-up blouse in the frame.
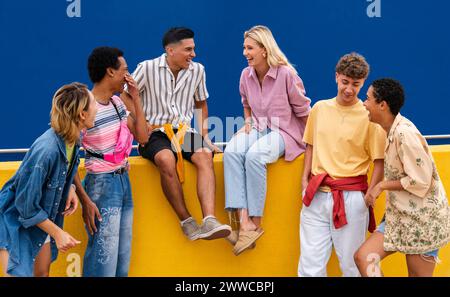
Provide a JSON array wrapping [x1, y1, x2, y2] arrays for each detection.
[[239, 65, 311, 161]]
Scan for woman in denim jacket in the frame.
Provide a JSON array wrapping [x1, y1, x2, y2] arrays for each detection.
[[0, 83, 97, 276]]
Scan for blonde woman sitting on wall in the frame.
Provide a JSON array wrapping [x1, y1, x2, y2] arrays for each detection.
[[223, 25, 311, 256]]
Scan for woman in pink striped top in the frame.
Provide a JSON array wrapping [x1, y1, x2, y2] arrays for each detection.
[[224, 25, 311, 255]]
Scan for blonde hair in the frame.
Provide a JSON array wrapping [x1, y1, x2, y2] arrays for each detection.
[[244, 25, 297, 74], [50, 82, 91, 145]]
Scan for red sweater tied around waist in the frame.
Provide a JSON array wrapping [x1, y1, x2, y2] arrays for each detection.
[[302, 173, 376, 233]]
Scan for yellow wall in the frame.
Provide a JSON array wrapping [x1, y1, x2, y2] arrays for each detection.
[[1, 145, 450, 277]]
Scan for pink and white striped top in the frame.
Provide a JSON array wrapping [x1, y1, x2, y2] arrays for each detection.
[[82, 95, 129, 173]]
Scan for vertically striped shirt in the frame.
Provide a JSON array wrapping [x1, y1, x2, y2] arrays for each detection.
[[82, 96, 129, 173], [132, 53, 209, 126]]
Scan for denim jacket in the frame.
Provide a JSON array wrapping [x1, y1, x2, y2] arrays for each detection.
[[0, 128, 80, 276]]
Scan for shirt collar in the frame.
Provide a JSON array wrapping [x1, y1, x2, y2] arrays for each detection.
[[248, 66, 278, 80], [159, 53, 194, 71], [158, 53, 167, 68], [50, 128, 80, 159], [387, 113, 403, 144]]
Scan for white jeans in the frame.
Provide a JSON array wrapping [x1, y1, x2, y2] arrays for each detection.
[[298, 190, 369, 277]]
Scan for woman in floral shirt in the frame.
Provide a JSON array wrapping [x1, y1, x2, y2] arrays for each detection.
[[355, 78, 450, 277]]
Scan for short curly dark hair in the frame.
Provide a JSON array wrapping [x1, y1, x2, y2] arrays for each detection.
[[371, 78, 405, 116], [162, 27, 194, 48], [335, 52, 370, 79], [87, 47, 124, 83]]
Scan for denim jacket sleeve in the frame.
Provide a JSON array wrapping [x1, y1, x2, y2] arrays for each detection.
[[14, 163, 49, 228]]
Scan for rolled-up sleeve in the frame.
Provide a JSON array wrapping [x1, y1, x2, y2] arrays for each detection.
[[398, 129, 433, 198], [287, 73, 311, 118], [14, 165, 49, 228], [194, 66, 209, 102]]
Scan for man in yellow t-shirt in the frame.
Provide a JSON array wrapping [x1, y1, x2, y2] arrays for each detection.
[[297, 53, 386, 277]]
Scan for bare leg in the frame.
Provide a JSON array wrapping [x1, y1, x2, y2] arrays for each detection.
[[191, 149, 215, 217], [34, 242, 51, 277], [354, 231, 394, 277], [406, 254, 436, 277], [154, 149, 190, 221], [250, 217, 262, 229], [237, 209, 258, 232], [0, 249, 11, 277]]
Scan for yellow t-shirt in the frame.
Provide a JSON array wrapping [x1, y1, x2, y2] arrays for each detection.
[[303, 98, 386, 179]]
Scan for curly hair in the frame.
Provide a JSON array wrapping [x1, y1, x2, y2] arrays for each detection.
[[87, 47, 123, 83], [335, 52, 370, 79], [371, 78, 405, 116]]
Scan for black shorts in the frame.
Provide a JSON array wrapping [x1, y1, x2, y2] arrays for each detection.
[[138, 130, 214, 163]]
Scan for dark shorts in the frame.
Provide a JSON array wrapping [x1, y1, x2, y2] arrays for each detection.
[[138, 130, 213, 163]]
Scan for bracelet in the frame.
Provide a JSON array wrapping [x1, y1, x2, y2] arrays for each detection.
[[71, 184, 76, 191]]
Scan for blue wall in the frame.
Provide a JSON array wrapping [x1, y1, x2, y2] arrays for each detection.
[[1, 0, 449, 160]]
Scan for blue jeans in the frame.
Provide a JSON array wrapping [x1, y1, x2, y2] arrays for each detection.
[[223, 128, 285, 217], [377, 221, 439, 258], [82, 171, 133, 277]]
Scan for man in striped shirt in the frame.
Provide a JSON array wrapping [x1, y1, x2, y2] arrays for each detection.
[[132, 27, 231, 241]]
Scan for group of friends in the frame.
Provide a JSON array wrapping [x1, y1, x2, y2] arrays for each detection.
[[1, 25, 449, 277]]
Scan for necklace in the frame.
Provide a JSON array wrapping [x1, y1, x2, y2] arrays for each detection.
[[335, 98, 358, 124], [336, 106, 353, 124]]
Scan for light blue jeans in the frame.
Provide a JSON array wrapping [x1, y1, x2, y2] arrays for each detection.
[[223, 128, 285, 217], [82, 171, 133, 277]]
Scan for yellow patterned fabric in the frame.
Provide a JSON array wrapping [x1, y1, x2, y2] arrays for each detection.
[[163, 123, 188, 183]]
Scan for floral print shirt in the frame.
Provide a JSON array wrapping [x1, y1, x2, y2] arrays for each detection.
[[383, 114, 450, 253]]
